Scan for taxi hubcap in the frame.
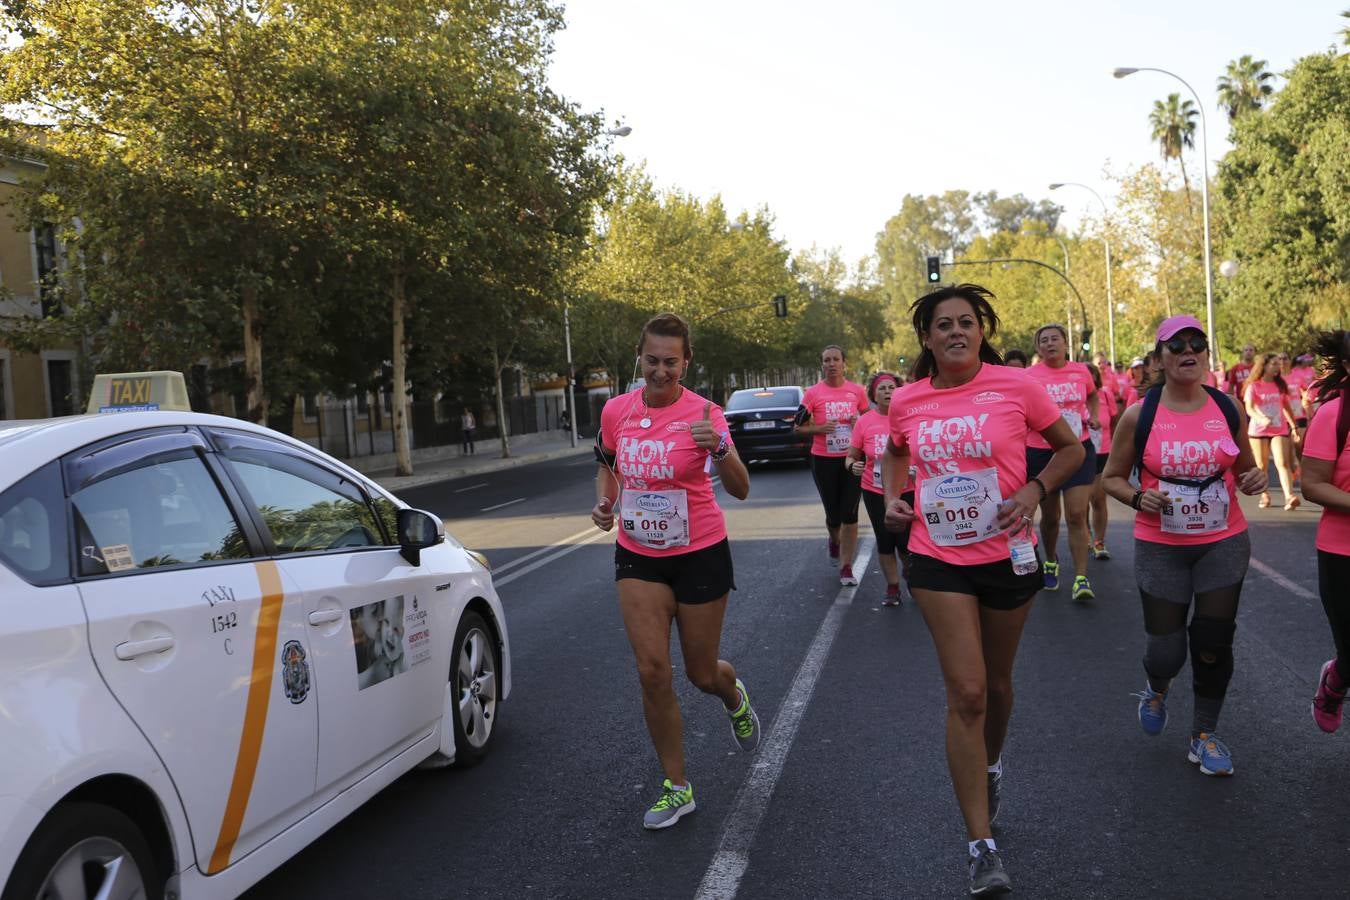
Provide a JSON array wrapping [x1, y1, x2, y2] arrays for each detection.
[[40, 837, 144, 900], [457, 627, 497, 750]]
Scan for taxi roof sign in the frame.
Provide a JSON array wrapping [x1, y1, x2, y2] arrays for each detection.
[[87, 371, 192, 414]]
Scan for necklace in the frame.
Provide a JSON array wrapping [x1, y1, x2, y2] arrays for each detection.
[[637, 387, 652, 429]]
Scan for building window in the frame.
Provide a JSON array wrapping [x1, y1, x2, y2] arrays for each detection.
[[188, 365, 210, 413], [302, 393, 319, 422], [33, 224, 60, 318], [355, 391, 369, 418], [46, 358, 75, 417]]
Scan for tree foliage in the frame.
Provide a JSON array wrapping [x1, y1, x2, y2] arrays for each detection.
[[1218, 50, 1350, 353]]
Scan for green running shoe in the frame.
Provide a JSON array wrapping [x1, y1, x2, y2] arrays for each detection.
[[1042, 560, 1059, 591], [1072, 575, 1094, 602], [727, 678, 761, 752], [643, 779, 695, 830]]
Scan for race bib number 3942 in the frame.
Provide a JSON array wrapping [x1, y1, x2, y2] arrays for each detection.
[[919, 467, 1004, 547]]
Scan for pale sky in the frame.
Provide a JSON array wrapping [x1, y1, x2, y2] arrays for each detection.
[[550, 0, 1345, 264]]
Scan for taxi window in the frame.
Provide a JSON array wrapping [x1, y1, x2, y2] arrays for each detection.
[[72, 456, 250, 575], [0, 463, 70, 585], [221, 448, 384, 554]]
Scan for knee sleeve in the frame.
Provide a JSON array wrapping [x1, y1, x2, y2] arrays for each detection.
[[1143, 629, 1188, 682], [1189, 616, 1236, 698]]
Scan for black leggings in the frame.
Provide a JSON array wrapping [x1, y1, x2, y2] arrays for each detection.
[[1318, 550, 1350, 682], [861, 489, 908, 556], [810, 455, 861, 528]]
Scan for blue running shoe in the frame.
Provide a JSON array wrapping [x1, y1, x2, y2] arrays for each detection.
[[1042, 560, 1059, 591], [1188, 733, 1234, 776], [1133, 686, 1168, 736]]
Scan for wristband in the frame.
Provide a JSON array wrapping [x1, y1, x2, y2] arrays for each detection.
[[1031, 476, 1048, 500], [710, 432, 732, 461], [1131, 490, 1143, 510]]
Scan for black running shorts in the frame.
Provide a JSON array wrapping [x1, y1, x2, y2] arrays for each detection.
[[907, 552, 1040, 611], [614, 538, 736, 605], [810, 454, 862, 527]]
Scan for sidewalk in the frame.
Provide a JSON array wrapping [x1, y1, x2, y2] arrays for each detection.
[[357, 431, 591, 492]]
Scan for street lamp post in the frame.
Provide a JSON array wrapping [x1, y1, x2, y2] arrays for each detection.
[[561, 124, 631, 448], [1051, 234, 1074, 358], [1050, 182, 1116, 366], [1114, 66, 1215, 370]]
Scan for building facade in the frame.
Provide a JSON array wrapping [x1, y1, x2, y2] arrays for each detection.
[[0, 154, 77, 420]]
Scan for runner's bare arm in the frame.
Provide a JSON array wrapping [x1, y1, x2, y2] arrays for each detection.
[[592, 459, 619, 530], [1233, 406, 1268, 495], [845, 447, 865, 476], [1087, 389, 1101, 429], [1302, 457, 1350, 511], [881, 438, 913, 530]]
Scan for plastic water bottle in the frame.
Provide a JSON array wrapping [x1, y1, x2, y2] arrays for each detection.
[[1008, 521, 1039, 576]]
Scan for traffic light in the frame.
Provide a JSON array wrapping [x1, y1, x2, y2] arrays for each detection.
[[926, 256, 941, 283], [1080, 327, 1093, 354], [772, 294, 788, 318]]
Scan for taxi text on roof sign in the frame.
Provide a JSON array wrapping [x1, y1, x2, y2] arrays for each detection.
[[86, 370, 192, 414]]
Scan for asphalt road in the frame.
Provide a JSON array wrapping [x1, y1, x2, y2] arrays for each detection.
[[244, 457, 1347, 900]]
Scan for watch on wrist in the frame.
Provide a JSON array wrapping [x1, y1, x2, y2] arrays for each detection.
[[1131, 490, 1143, 510]]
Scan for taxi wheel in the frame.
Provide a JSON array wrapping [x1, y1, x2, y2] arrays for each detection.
[[450, 610, 500, 767], [3, 802, 163, 900]]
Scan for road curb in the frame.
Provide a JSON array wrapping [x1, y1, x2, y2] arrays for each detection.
[[373, 444, 591, 492]]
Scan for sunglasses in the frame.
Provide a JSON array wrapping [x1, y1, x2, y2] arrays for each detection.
[[1164, 335, 1209, 355]]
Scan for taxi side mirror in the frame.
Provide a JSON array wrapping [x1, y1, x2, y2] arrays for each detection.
[[396, 508, 443, 566]]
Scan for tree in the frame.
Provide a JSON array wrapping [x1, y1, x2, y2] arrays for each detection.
[[1149, 93, 1199, 208], [1218, 50, 1350, 354], [1217, 55, 1275, 125]]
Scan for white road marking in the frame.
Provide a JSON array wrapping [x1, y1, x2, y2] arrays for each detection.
[[480, 498, 526, 513], [454, 482, 489, 493], [492, 523, 603, 575], [1250, 557, 1317, 600], [493, 528, 614, 588], [695, 537, 877, 900]]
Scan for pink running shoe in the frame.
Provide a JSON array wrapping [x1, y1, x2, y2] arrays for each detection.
[[839, 565, 858, 587], [828, 539, 840, 564], [1313, 659, 1346, 733]]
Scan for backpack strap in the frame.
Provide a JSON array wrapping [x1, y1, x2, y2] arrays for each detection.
[[1201, 384, 1240, 439], [1132, 385, 1164, 481]]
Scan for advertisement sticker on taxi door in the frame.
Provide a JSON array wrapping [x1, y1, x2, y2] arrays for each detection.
[[350, 594, 430, 690]]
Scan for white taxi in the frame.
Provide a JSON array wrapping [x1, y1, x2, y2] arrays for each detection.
[[0, 392, 511, 899]]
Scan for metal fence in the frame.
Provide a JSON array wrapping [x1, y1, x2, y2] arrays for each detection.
[[301, 386, 601, 461]]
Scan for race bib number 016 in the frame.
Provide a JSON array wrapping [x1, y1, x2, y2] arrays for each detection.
[[826, 424, 853, 454], [1159, 480, 1230, 535], [620, 489, 691, 550], [919, 467, 1004, 547]]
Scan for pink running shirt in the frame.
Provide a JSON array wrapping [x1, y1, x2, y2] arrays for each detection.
[[599, 387, 731, 557], [1025, 361, 1096, 449], [1091, 388, 1116, 456], [849, 409, 890, 495], [801, 380, 870, 457], [1286, 366, 1314, 418], [1134, 394, 1247, 546], [889, 365, 1061, 566], [1301, 397, 1350, 555], [1244, 380, 1290, 437]]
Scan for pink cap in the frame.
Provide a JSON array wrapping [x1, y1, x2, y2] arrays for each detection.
[[1156, 315, 1206, 342]]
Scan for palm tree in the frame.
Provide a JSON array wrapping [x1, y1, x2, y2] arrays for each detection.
[[1149, 93, 1199, 205], [1216, 55, 1275, 124], [1341, 8, 1349, 46]]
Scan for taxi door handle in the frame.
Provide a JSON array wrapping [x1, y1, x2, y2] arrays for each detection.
[[115, 636, 175, 660], [308, 610, 345, 626]]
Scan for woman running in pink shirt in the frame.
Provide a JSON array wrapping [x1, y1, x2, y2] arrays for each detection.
[[1085, 363, 1117, 560], [1025, 324, 1102, 601], [1296, 332, 1350, 732], [883, 284, 1083, 897], [846, 371, 909, 606], [1103, 316, 1266, 777], [796, 345, 870, 586], [590, 313, 760, 830], [1243, 352, 1301, 510]]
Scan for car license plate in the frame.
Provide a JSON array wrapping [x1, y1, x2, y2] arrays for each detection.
[[742, 421, 776, 430]]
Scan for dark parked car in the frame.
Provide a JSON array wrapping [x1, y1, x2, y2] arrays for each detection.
[[723, 386, 810, 462]]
